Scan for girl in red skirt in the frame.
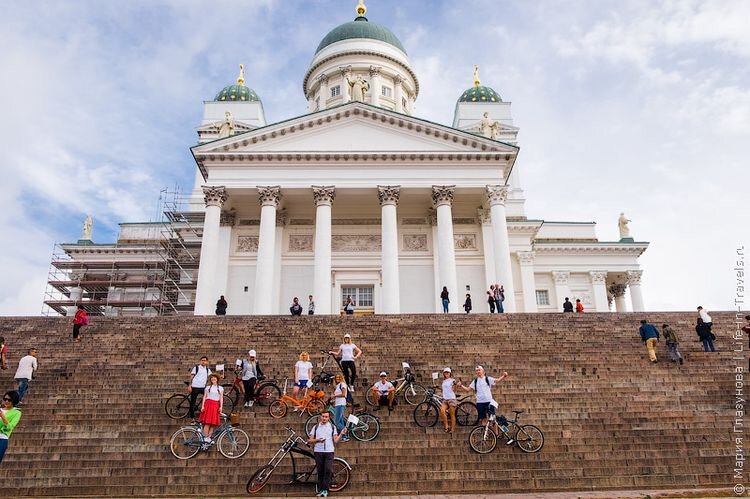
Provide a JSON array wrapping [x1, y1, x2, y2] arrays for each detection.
[[199, 373, 223, 442]]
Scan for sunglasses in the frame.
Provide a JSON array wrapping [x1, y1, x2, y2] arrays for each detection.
[[2, 397, 11, 401]]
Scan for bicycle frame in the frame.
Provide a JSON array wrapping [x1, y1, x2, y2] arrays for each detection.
[[266, 428, 348, 484]]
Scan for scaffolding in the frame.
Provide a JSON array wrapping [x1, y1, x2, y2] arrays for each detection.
[[42, 187, 204, 317]]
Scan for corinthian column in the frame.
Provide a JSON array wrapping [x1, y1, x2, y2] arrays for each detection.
[[378, 186, 401, 314], [433, 186, 458, 313], [608, 283, 628, 312], [369, 66, 381, 107], [552, 271, 571, 310], [194, 186, 228, 315], [517, 251, 537, 312], [627, 270, 645, 311], [589, 271, 609, 312], [313, 186, 335, 315], [253, 186, 282, 315], [486, 185, 516, 312]]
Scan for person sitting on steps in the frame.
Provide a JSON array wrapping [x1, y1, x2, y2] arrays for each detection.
[[371, 372, 395, 412]]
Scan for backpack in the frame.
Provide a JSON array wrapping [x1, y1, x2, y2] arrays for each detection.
[[472, 376, 491, 390]]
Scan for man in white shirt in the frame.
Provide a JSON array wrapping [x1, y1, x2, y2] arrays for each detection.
[[188, 356, 212, 418], [697, 306, 713, 333], [457, 366, 508, 425], [14, 347, 38, 403], [308, 411, 346, 497], [370, 372, 395, 412]]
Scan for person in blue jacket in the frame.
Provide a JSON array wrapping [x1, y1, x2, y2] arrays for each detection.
[[639, 319, 660, 363]]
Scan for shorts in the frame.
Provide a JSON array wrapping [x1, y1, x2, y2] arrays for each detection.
[[378, 394, 392, 406], [476, 402, 495, 420], [295, 380, 309, 388], [442, 399, 457, 408]]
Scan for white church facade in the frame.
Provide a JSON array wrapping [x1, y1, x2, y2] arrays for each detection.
[[46, 1, 648, 317]]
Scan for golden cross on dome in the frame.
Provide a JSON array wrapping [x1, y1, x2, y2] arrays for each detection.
[[474, 65, 481, 87], [356, 0, 366, 17], [237, 64, 245, 85]]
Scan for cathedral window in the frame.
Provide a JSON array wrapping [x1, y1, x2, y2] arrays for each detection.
[[535, 290, 550, 306], [381, 86, 392, 97], [331, 85, 341, 97]]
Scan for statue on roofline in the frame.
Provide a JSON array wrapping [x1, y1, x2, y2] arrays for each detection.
[[347, 74, 369, 102], [480, 112, 500, 139], [217, 111, 235, 138], [82, 215, 93, 240], [618, 212, 632, 239]]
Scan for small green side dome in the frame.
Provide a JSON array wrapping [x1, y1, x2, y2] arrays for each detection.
[[316, 16, 406, 55], [458, 85, 502, 103], [215, 84, 260, 102]]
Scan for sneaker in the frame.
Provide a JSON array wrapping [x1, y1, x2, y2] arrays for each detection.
[[316, 490, 328, 497], [243, 402, 249, 408], [679, 358, 684, 365], [248, 400, 255, 407], [506, 439, 514, 445]]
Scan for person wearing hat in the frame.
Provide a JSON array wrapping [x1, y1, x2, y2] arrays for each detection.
[[370, 372, 395, 412], [240, 349, 264, 408], [330, 334, 362, 392], [457, 366, 508, 426], [440, 368, 458, 433]]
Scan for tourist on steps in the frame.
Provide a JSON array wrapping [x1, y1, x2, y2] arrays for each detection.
[[371, 372, 395, 412], [198, 373, 223, 443], [695, 318, 716, 352], [294, 352, 313, 401], [575, 299, 584, 313], [440, 287, 450, 313], [638, 320, 660, 363], [308, 295, 315, 315], [697, 306, 713, 336], [487, 290, 496, 313], [215, 296, 228, 315], [309, 411, 346, 497], [290, 297, 303, 316], [661, 324, 683, 365], [494, 284, 505, 313], [0, 390, 22, 465], [330, 333, 361, 392], [562, 297, 574, 313], [331, 373, 349, 439], [14, 347, 37, 404], [72, 305, 88, 342], [0, 337, 7, 370], [457, 366, 508, 428], [439, 368, 458, 433], [343, 295, 355, 315], [188, 356, 211, 419], [463, 294, 472, 314], [241, 350, 264, 408]]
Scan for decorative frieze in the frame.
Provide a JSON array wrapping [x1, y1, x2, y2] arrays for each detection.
[[236, 236, 259, 253], [454, 217, 477, 225], [552, 271, 570, 284], [517, 251, 535, 265], [454, 233, 477, 250], [238, 219, 260, 226], [377, 185, 401, 206], [403, 234, 428, 252], [402, 218, 427, 225], [589, 271, 608, 284], [332, 218, 380, 225], [312, 185, 336, 206], [332, 234, 381, 252], [257, 186, 282, 207], [202, 185, 228, 208], [431, 185, 455, 207], [290, 219, 314, 226], [485, 185, 508, 207], [288, 234, 313, 252]]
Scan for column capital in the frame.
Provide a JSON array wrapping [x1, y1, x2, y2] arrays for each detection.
[[339, 65, 352, 77], [368, 65, 382, 77], [393, 74, 403, 85], [552, 270, 570, 284], [317, 72, 329, 84], [431, 185, 455, 207], [276, 209, 288, 227], [589, 271, 608, 284], [377, 185, 401, 206], [257, 185, 282, 207], [626, 270, 643, 285], [427, 208, 437, 226], [608, 282, 627, 298], [202, 185, 228, 208], [477, 208, 492, 225], [517, 251, 535, 265], [220, 209, 236, 226], [486, 185, 509, 207], [312, 185, 336, 206]]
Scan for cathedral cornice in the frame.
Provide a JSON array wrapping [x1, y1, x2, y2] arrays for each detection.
[[533, 242, 649, 256]]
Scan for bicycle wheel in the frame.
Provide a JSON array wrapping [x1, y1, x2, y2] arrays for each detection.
[[306, 399, 325, 416], [329, 458, 351, 492], [169, 427, 202, 459], [515, 424, 544, 453], [350, 413, 380, 441], [222, 383, 240, 407], [365, 388, 379, 406], [469, 425, 497, 454], [246, 464, 275, 494], [165, 394, 189, 419], [456, 401, 479, 427], [413, 402, 439, 427], [403, 383, 426, 405], [269, 399, 287, 418], [305, 414, 320, 435], [217, 427, 250, 458], [255, 383, 281, 407], [222, 394, 235, 415]]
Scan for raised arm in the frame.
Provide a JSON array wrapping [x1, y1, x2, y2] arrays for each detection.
[[353, 346, 362, 359]]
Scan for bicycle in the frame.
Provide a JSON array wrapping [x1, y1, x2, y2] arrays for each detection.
[[312, 351, 345, 387], [268, 379, 326, 418], [246, 426, 352, 494], [412, 386, 478, 428], [305, 404, 380, 442], [468, 409, 544, 454], [165, 381, 235, 419], [223, 371, 281, 408], [169, 413, 250, 459], [365, 362, 425, 406]]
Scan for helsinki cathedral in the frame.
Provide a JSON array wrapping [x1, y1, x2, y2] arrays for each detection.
[[46, 1, 648, 317]]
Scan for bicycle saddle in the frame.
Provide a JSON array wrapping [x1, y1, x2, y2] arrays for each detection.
[[512, 409, 524, 414]]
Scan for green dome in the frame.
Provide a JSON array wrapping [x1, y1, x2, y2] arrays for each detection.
[[214, 84, 260, 102], [458, 85, 502, 103], [316, 16, 406, 55]]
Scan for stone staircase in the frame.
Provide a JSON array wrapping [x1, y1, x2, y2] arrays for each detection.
[[0, 312, 740, 497]]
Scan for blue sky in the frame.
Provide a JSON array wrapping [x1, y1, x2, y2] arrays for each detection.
[[0, 0, 747, 315]]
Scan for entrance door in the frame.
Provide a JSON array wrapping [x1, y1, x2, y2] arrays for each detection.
[[341, 286, 374, 315]]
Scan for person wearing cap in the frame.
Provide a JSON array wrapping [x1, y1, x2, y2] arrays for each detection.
[[457, 366, 508, 426], [332, 373, 349, 440], [440, 368, 458, 433], [330, 334, 362, 392], [370, 372, 395, 412], [240, 350, 264, 408]]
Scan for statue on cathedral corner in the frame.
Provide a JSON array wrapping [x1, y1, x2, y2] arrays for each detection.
[[480, 112, 498, 138], [347, 74, 369, 101], [82, 214, 93, 240], [618, 212, 632, 240], [217, 111, 235, 138]]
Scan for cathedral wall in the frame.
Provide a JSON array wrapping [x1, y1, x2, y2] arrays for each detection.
[[456, 264, 485, 310], [226, 264, 256, 315], [279, 264, 315, 312], [399, 264, 434, 313]]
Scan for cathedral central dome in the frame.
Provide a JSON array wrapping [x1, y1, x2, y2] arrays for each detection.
[[315, 15, 406, 55]]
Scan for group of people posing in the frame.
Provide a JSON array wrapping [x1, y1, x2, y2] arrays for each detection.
[[441, 283, 507, 314]]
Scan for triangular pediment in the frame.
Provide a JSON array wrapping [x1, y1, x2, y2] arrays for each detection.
[[192, 102, 518, 156]]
